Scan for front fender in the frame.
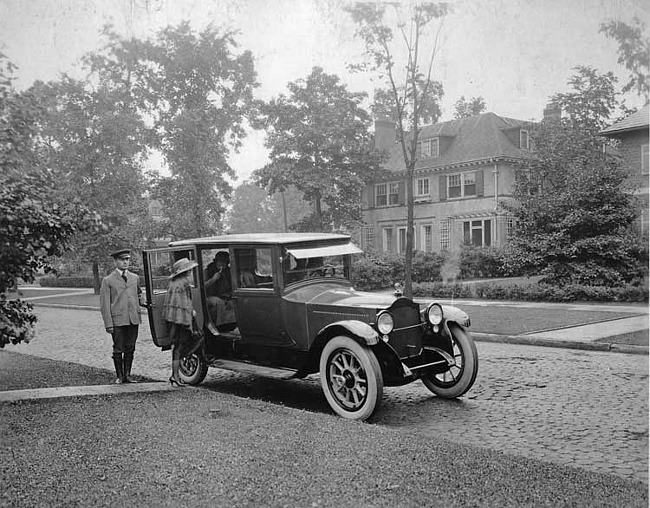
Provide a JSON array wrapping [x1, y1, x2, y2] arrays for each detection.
[[441, 304, 470, 328], [297, 320, 380, 377], [316, 320, 380, 346]]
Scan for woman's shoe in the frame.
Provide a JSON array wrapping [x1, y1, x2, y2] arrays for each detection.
[[169, 377, 186, 387]]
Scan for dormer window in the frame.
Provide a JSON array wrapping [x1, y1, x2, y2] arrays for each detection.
[[520, 129, 530, 150], [417, 137, 439, 159]]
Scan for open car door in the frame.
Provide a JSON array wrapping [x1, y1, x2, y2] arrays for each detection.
[[142, 246, 200, 348]]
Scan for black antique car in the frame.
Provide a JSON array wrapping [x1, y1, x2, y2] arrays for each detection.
[[143, 233, 478, 421]]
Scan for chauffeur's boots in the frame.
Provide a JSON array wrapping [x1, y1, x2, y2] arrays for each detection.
[[112, 354, 124, 384], [122, 354, 137, 383]]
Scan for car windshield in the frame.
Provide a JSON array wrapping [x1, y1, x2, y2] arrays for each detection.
[[283, 252, 350, 285]]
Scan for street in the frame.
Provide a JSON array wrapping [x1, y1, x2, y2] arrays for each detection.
[[9, 306, 650, 484]]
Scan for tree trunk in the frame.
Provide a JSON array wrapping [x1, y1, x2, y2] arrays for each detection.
[[92, 262, 100, 295], [314, 192, 324, 232], [404, 162, 415, 298]]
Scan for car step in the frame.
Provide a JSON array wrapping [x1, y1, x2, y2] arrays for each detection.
[[210, 359, 298, 380]]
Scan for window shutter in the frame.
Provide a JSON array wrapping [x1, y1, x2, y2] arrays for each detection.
[[475, 170, 484, 197], [439, 175, 447, 201], [398, 181, 406, 205], [366, 184, 375, 208]]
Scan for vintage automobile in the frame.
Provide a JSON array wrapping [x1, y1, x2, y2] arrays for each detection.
[[143, 233, 478, 421]]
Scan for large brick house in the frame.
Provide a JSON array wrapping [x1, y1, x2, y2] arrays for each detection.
[[361, 112, 533, 253], [599, 105, 649, 234]]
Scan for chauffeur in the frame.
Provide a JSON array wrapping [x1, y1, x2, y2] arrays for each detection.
[[100, 248, 144, 383]]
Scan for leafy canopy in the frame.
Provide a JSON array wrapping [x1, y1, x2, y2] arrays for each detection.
[[254, 66, 386, 231], [506, 67, 644, 286]]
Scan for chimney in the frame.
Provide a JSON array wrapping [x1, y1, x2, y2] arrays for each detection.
[[543, 103, 561, 124], [374, 117, 396, 150]]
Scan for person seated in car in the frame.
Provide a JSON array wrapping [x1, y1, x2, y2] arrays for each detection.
[[204, 252, 235, 326]]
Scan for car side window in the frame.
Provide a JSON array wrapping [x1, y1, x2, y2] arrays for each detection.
[[234, 248, 274, 289]]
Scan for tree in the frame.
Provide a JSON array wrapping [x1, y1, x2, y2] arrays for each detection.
[[28, 70, 154, 292], [600, 17, 650, 101], [506, 67, 644, 286], [347, 2, 449, 297], [0, 55, 100, 347], [453, 96, 486, 119], [253, 67, 386, 232], [228, 183, 311, 234], [136, 23, 260, 239]]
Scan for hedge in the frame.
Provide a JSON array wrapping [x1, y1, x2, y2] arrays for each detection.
[[38, 275, 146, 288]]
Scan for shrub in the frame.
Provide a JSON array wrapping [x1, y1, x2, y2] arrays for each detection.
[[412, 282, 473, 299], [474, 282, 648, 303], [38, 275, 145, 288], [352, 251, 446, 291]]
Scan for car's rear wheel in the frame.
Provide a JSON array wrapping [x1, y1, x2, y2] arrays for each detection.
[[179, 352, 208, 385], [421, 324, 478, 398], [319, 336, 383, 421]]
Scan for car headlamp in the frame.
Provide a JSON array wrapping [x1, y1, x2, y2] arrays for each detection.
[[426, 303, 443, 326], [377, 311, 394, 334]]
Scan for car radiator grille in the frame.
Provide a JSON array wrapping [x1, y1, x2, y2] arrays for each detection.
[[389, 305, 423, 359]]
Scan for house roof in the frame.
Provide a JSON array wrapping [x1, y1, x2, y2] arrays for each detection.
[[383, 112, 533, 173], [599, 105, 650, 136]]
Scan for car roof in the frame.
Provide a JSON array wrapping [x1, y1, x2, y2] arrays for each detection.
[[168, 232, 352, 247]]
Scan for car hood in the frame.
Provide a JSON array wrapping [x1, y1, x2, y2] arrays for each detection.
[[284, 283, 399, 309]]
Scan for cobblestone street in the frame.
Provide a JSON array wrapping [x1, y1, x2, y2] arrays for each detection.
[[9, 306, 649, 485]]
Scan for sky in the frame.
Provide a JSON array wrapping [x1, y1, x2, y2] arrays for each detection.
[[1, 0, 648, 182]]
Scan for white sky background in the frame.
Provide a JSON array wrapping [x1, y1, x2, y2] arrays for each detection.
[[1, 0, 648, 183]]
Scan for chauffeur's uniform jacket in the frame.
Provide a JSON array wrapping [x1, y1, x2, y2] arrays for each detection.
[[100, 269, 142, 328]]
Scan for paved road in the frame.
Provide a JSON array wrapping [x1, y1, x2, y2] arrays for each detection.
[[9, 306, 649, 485]]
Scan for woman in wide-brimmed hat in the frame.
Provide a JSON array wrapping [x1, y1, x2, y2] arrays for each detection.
[[162, 258, 198, 386]]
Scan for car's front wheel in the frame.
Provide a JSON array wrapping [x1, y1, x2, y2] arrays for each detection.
[[319, 336, 383, 421], [421, 324, 478, 398], [179, 352, 208, 385]]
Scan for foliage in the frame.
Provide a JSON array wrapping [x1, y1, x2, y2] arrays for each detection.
[[137, 23, 260, 239], [0, 54, 101, 346], [505, 67, 644, 287], [458, 245, 522, 279], [600, 17, 650, 100], [38, 275, 144, 288], [28, 45, 156, 291], [412, 282, 472, 300], [228, 183, 311, 233], [253, 67, 386, 231], [453, 96, 487, 119], [346, 2, 450, 297], [473, 281, 647, 303], [352, 251, 446, 291]]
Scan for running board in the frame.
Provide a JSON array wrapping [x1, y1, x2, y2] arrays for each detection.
[[209, 359, 298, 380]]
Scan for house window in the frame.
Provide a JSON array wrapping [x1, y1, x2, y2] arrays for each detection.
[[642, 144, 649, 174], [376, 182, 401, 206], [520, 129, 530, 150], [398, 227, 407, 253], [447, 172, 477, 198], [417, 138, 439, 159], [415, 177, 430, 197], [388, 182, 400, 205], [505, 217, 515, 238], [463, 220, 492, 247], [363, 227, 375, 250], [440, 220, 450, 251], [375, 183, 387, 206], [383, 228, 394, 253], [421, 224, 433, 252]]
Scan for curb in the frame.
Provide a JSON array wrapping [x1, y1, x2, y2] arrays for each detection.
[[472, 332, 649, 355], [0, 382, 177, 403]]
